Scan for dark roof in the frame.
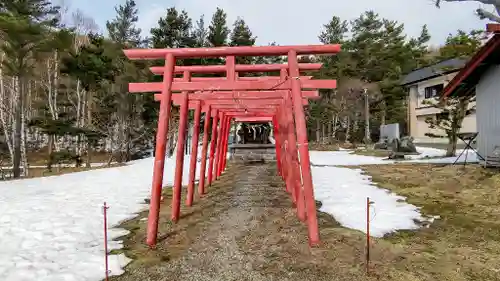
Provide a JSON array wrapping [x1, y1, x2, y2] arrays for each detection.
[[400, 58, 467, 86], [442, 33, 500, 98]]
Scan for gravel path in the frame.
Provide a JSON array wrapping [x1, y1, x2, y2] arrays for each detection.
[[111, 163, 372, 281], [154, 164, 269, 281]]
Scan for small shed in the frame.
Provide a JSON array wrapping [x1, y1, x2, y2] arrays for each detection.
[[441, 24, 500, 164]]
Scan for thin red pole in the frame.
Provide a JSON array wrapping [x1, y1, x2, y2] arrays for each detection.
[[222, 117, 232, 172], [213, 113, 224, 180], [220, 116, 231, 176], [288, 50, 320, 245], [198, 106, 211, 195], [186, 101, 202, 206], [216, 116, 225, 178], [172, 70, 191, 222], [276, 110, 286, 181], [207, 109, 219, 187], [285, 99, 305, 219], [103, 202, 109, 281], [146, 53, 175, 247], [272, 116, 282, 177], [366, 197, 371, 275]]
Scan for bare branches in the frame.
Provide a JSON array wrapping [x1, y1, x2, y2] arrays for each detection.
[[435, 0, 500, 23]]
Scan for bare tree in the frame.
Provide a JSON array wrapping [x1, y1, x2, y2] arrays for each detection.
[[436, 0, 500, 23]]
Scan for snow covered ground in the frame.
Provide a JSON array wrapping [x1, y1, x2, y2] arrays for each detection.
[[0, 155, 201, 281], [313, 166, 430, 237], [0, 145, 470, 280], [310, 146, 478, 166], [309, 146, 473, 237]]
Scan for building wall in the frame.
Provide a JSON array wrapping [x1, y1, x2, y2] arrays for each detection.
[[476, 64, 500, 159], [407, 71, 477, 143]]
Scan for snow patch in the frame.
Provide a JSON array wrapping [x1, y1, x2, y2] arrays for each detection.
[[0, 155, 202, 281], [312, 166, 430, 237]]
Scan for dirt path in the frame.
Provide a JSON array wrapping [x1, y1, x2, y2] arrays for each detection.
[[110, 163, 381, 281]]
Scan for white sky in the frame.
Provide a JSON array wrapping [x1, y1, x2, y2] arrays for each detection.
[[74, 0, 491, 46]]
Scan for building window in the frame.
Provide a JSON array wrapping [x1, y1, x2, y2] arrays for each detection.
[[424, 84, 444, 99]]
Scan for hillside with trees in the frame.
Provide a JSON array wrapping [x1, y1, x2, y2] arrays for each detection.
[[0, 0, 485, 178]]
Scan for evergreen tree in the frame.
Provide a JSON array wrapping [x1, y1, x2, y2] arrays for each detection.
[[230, 17, 256, 64], [61, 32, 118, 166], [106, 0, 143, 47], [149, 7, 196, 154], [438, 29, 485, 61], [0, 0, 68, 178], [207, 8, 230, 47], [319, 16, 348, 44], [313, 15, 350, 143], [206, 8, 230, 68], [106, 0, 148, 162], [193, 15, 208, 48], [150, 7, 195, 49]]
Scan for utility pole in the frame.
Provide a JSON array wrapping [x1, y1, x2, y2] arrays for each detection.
[[364, 88, 371, 144]]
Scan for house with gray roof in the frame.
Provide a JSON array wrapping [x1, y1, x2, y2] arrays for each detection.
[[401, 58, 477, 143]]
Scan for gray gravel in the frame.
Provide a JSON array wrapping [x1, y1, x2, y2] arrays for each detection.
[[116, 164, 281, 281]]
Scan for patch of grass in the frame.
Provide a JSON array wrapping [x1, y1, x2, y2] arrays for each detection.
[[308, 142, 340, 151], [361, 163, 500, 280], [25, 148, 111, 166], [0, 164, 124, 180], [353, 148, 390, 157]]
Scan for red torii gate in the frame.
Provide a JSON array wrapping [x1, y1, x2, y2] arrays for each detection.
[[124, 44, 340, 247]]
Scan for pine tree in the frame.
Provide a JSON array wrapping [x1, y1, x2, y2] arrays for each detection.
[[106, 0, 146, 162], [206, 8, 230, 68], [149, 7, 196, 155], [230, 17, 256, 64], [62, 32, 118, 167], [319, 16, 348, 44], [0, 0, 67, 178], [151, 7, 195, 49], [193, 15, 208, 48], [207, 8, 230, 47], [314, 15, 350, 143], [106, 0, 143, 47], [438, 29, 485, 61]]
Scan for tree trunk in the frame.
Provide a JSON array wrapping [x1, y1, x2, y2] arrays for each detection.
[[364, 93, 371, 144], [315, 119, 320, 142], [446, 134, 457, 157], [12, 76, 23, 178], [0, 56, 14, 162], [321, 122, 326, 144], [345, 116, 351, 143], [381, 99, 386, 125], [332, 114, 338, 140], [47, 135, 54, 171], [21, 106, 28, 177], [327, 117, 333, 144], [86, 91, 92, 168]]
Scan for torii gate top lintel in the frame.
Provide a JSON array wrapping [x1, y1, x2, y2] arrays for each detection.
[[124, 44, 341, 60]]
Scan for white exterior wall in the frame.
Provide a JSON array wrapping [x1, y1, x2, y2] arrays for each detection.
[[476, 64, 500, 159], [407, 71, 477, 143], [414, 73, 457, 108]]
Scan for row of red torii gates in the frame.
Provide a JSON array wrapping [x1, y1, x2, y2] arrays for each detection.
[[124, 44, 341, 247]]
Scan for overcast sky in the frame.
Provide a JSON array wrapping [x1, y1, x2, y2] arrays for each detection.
[[69, 0, 490, 46]]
